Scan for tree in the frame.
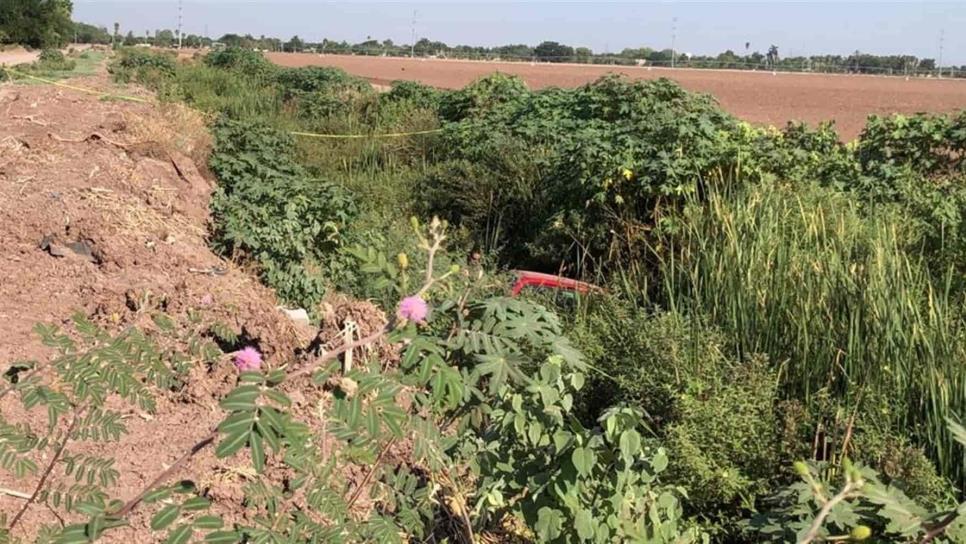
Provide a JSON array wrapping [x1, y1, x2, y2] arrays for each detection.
[[533, 41, 574, 63], [767, 44, 779, 67], [154, 28, 175, 48], [123, 30, 137, 46], [72, 21, 111, 44], [285, 35, 304, 52], [0, 0, 74, 48], [575, 46, 593, 63]]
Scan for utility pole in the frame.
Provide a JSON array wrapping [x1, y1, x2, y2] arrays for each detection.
[[410, 10, 417, 58], [670, 17, 677, 68], [938, 28, 944, 78], [177, 0, 183, 49]]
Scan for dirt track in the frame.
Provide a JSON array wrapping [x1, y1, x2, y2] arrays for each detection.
[[0, 47, 39, 66], [268, 52, 966, 139]]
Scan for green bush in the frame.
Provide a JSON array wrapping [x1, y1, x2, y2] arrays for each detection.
[[108, 48, 176, 83], [439, 72, 530, 122], [208, 119, 356, 307], [383, 80, 442, 110], [571, 300, 784, 535], [203, 46, 277, 79], [424, 75, 747, 271]]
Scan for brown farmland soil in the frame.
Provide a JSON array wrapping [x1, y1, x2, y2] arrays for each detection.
[[267, 52, 966, 140]]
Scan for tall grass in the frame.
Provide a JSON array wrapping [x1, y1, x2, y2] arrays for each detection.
[[652, 180, 966, 484]]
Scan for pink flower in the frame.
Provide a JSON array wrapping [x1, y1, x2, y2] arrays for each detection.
[[397, 296, 429, 324], [234, 346, 262, 372]]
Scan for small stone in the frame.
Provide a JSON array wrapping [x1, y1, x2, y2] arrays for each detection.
[[279, 307, 311, 327]]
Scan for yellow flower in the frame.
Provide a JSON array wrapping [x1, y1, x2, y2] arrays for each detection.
[[620, 167, 633, 181]]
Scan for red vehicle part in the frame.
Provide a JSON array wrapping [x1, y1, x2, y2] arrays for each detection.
[[510, 270, 601, 297]]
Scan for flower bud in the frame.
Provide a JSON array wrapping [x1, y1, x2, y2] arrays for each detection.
[[793, 461, 809, 477], [338, 376, 358, 398], [397, 252, 409, 270], [850, 525, 871, 541], [449, 264, 460, 274]]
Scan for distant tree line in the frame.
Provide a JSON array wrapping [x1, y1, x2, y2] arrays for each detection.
[[192, 32, 963, 78], [6, 7, 963, 79]]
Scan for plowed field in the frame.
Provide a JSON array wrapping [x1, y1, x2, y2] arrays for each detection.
[[268, 52, 966, 139]]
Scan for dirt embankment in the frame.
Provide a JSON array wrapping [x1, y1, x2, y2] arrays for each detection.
[[268, 52, 966, 140], [0, 77, 371, 540]]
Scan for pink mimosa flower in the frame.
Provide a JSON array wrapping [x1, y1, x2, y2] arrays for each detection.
[[234, 346, 262, 372], [397, 296, 429, 324]]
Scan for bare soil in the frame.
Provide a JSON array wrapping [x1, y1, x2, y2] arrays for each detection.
[[268, 52, 966, 140], [0, 47, 40, 67], [0, 76, 387, 540]]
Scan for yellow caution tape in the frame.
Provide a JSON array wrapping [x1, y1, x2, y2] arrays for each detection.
[[2, 68, 443, 139], [289, 128, 443, 139], [4, 68, 153, 103]]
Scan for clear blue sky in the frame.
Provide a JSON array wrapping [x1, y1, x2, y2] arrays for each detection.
[[73, 1, 966, 64]]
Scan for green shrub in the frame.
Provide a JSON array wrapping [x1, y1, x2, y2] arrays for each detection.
[[439, 72, 530, 122], [108, 48, 176, 83], [203, 46, 277, 79], [274, 66, 372, 120], [383, 80, 442, 110], [663, 356, 781, 510], [208, 119, 356, 307], [749, 121, 861, 188], [572, 300, 784, 534], [424, 75, 747, 272], [857, 112, 966, 187]]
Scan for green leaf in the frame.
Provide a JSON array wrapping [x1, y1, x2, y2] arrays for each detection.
[[219, 385, 260, 412], [948, 417, 966, 448], [87, 515, 105, 539], [194, 515, 224, 530], [182, 496, 211, 511], [143, 487, 173, 504], [575, 509, 594, 540], [150, 504, 181, 531], [262, 388, 291, 408], [652, 448, 669, 473], [217, 411, 256, 435], [571, 447, 596, 477], [250, 430, 265, 473], [204, 530, 241, 543], [619, 430, 641, 464], [535, 506, 564, 541], [214, 429, 250, 458], [165, 524, 193, 544], [53, 524, 90, 544], [152, 313, 176, 332]]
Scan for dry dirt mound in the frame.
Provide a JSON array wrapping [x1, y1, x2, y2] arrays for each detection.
[[0, 80, 314, 540]]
